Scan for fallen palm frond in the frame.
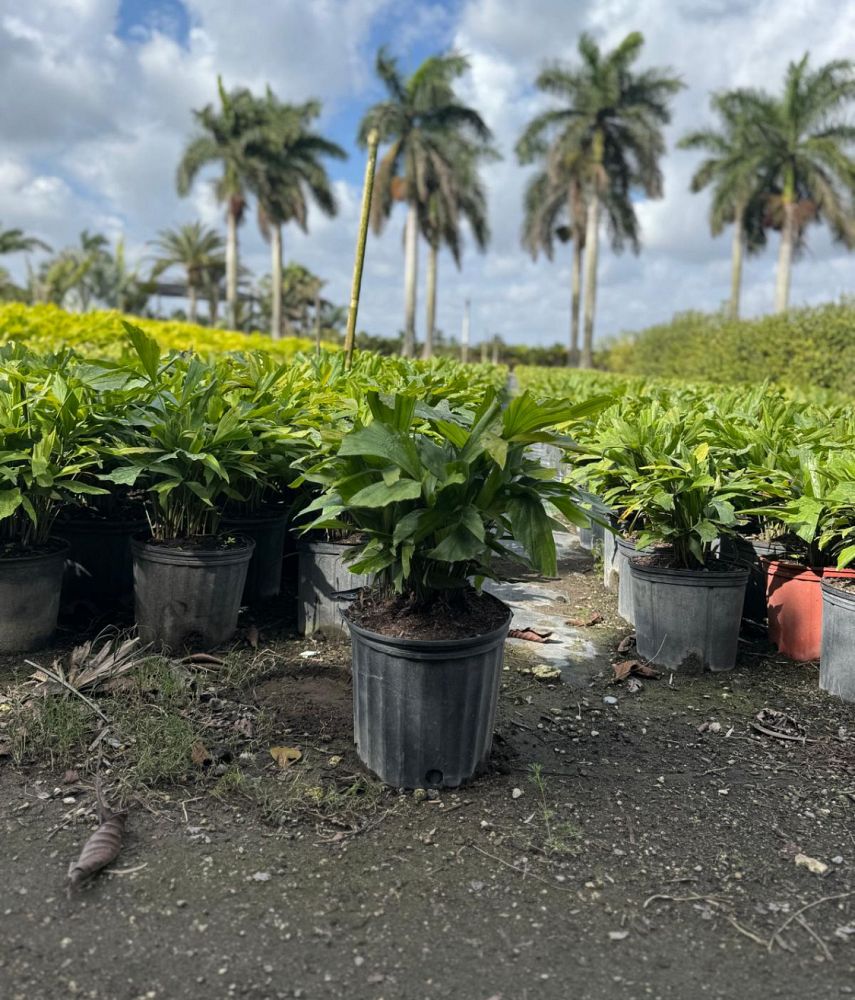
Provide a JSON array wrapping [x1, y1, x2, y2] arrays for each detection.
[[67, 776, 128, 893], [29, 628, 148, 696]]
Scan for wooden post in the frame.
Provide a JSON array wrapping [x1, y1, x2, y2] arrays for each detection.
[[344, 128, 380, 370]]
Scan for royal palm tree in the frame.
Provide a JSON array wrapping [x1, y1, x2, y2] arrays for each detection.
[[678, 93, 769, 319], [419, 137, 493, 359], [358, 48, 492, 357], [0, 224, 50, 257], [518, 33, 682, 367], [152, 222, 225, 324], [177, 78, 270, 328], [725, 55, 855, 312], [251, 95, 345, 339]]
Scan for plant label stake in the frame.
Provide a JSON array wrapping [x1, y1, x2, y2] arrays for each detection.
[[344, 128, 379, 370]]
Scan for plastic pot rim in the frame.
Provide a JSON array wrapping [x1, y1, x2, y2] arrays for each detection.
[[0, 539, 70, 566], [131, 535, 255, 568], [628, 558, 749, 587], [346, 604, 512, 658]]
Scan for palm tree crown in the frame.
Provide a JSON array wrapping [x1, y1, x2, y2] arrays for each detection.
[[358, 48, 492, 357], [153, 222, 225, 324], [724, 55, 855, 311], [0, 225, 50, 256], [517, 32, 682, 366]]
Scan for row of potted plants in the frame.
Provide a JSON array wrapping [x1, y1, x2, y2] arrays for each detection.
[[527, 370, 855, 694], [0, 326, 508, 657]]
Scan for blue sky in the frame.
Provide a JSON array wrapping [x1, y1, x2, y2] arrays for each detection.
[[1, 0, 855, 347]]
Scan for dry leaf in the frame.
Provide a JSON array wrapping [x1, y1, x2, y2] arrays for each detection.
[[270, 746, 302, 768], [63, 769, 80, 784], [327, 755, 342, 767], [566, 613, 604, 627], [190, 741, 212, 767], [794, 853, 828, 875], [627, 677, 643, 694], [182, 652, 225, 667], [68, 811, 127, 890], [616, 635, 636, 653], [233, 717, 254, 739], [247, 625, 259, 650], [508, 627, 553, 642], [612, 659, 659, 684], [529, 664, 561, 681]]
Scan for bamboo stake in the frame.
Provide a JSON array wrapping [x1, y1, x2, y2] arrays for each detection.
[[343, 128, 380, 370]]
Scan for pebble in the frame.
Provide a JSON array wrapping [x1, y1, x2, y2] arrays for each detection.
[[603, 696, 618, 706], [511, 787, 523, 799], [832, 856, 844, 865]]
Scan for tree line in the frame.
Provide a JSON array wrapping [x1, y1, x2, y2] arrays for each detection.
[[2, 33, 855, 366]]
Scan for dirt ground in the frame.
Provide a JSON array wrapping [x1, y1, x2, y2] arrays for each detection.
[[1, 539, 855, 1000]]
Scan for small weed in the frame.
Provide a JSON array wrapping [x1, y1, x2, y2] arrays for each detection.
[[10, 695, 94, 766], [115, 703, 199, 786], [528, 763, 582, 857]]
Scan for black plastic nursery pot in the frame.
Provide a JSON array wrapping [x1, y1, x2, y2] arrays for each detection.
[[59, 515, 147, 606], [0, 541, 69, 653], [297, 540, 372, 637], [719, 535, 786, 626], [221, 509, 288, 602], [578, 525, 594, 550], [629, 558, 749, 672], [820, 579, 855, 704], [348, 605, 512, 788], [131, 536, 255, 653], [616, 536, 653, 625]]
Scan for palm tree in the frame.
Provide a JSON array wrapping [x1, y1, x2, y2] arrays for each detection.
[[678, 94, 769, 319], [725, 55, 855, 312], [0, 224, 50, 257], [152, 223, 225, 324], [358, 48, 492, 357], [419, 137, 493, 359], [177, 77, 269, 329], [251, 94, 345, 339], [518, 33, 682, 367]]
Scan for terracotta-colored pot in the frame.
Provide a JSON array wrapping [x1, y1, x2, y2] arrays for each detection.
[[763, 559, 855, 661]]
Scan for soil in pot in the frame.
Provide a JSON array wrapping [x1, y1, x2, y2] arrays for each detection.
[[346, 588, 511, 789], [222, 508, 288, 603], [132, 535, 254, 653], [297, 539, 372, 637], [820, 578, 855, 703], [58, 513, 148, 607], [630, 555, 749, 672], [0, 539, 69, 653], [762, 560, 855, 662]]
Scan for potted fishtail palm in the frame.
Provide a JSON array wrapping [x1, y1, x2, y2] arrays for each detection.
[[104, 327, 264, 652], [303, 389, 601, 788]]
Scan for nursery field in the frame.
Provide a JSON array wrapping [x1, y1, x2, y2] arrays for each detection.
[[1, 316, 855, 997]]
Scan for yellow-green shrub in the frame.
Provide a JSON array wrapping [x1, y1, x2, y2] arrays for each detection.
[[0, 303, 335, 359]]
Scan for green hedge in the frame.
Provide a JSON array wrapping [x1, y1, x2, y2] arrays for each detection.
[[603, 303, 855, 395]]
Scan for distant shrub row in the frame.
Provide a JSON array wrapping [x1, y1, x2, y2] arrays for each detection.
[[0, 303, 333, 360], [602, 303, 855, 395]]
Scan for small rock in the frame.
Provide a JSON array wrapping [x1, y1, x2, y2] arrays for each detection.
[[832, 856, 844, 865], [412, 788, 427, 803], [469, 880, 485, 892], [62, 797, 76, 805], [603, 696, 618, 706], [426, 788, 440, 801], [608, 930, 629, 941], [511, 787, 523, 800], [795, 853, 828, 875], [250, 871, 271, 882]]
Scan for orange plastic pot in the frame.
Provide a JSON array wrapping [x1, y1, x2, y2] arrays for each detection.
[[763, 559, 855, 661]]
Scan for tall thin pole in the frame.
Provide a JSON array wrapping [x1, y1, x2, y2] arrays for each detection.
[[344, 128, 380, 370], [460, 298, 470, 364]]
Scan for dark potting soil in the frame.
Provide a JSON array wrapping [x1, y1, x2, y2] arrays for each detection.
[[0, 537, 68, 560], [632, 551, 740, 572], [57, 501, 147, 524], [346, 587, 509, 640], [143, 534, 251, 552], [824, 575, 855, 594]]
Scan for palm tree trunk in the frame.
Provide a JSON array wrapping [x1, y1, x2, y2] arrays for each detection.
[[402, 202, 418, 358], [581, 192, 601, 370], [187, 284, 198, 324], [728, 210, 745, 320], [775, 199, 795, 313], [422, 240, 438, 360], [569, 237, 583, 366], [209, 285, 219, 325], [226, 205, 238, 329], [271, 225, 282, 340]]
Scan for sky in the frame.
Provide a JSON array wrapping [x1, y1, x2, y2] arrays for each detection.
[[1, 0, 854, 349]]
